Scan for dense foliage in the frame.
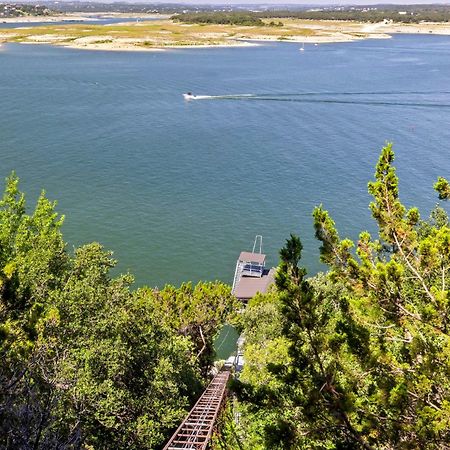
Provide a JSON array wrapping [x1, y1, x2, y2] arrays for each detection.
[[173, 6, 450, 25], [0, 3, 52, 17], [434, 176, 450, 200], [257, 6, 450, 24], [229, 144, 450, 449], [0, 174, 236, 449], [173, 12, 264, 27], [3, 143, 449, 449]]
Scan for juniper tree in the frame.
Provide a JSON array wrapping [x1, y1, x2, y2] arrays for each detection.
[[234, 144, 450, 449], [0, 174, 237, 450], [311, 143, 450, 447]]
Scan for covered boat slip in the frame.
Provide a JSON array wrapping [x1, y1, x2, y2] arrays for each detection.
[[239, 251, 266, 277], [232, 236, 275, 302]]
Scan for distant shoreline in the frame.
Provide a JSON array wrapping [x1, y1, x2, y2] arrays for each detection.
[[1, 16, 450, 52]]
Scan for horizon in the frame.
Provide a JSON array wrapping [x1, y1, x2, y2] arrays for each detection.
[[33, 0, 450, 6]]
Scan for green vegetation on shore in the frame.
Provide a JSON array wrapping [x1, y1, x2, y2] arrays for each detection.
[[0, 174, 237, 449], [173, 12, 266, 27], [1, 145, 449, 449], [257, 5, 450, 24], [222, 144, 450, 449], [0, 3, 53, 18], [171, 6, 450, 25]]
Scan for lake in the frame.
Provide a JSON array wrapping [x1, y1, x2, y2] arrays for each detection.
[[1, 35, 450, 287], [0, 16, 162, 29]]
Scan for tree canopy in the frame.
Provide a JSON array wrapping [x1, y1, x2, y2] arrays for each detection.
[[2, 142, 449, 449], [229, 144, 450, 449], [0, 173, 236, 449]]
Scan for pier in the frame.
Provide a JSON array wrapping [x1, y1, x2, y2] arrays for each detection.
[[163, 371, 230, 450]]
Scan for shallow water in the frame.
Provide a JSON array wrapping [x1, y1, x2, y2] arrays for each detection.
[[1, 35, 450, 286]]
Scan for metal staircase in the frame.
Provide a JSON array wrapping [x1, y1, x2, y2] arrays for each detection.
[[163, 371, 230, 450]]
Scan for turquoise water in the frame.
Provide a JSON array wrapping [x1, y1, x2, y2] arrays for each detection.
[[214, 324, 240, 360], [1, 36, 450, 286]]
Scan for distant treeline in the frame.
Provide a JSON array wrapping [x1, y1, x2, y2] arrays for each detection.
[[0, 3, 53, 17], [258, 6, 450, 23], [29, 1, 227, 15], [173, 5, 450, 25], [172, 12, 265, 26], [9, 2, 450, 23]]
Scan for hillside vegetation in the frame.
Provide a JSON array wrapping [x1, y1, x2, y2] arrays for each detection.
[[0, 175, 237, 449], [172, 12, 265, 26], [1, 145, 449, 449], [173, 6, 450, 25], [219, 144, 450, 449], [0, 3, 53, 18], [257, 5, 450, 24]]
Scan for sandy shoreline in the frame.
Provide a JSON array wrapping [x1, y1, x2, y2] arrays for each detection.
[[361, 20, 450, 37], [1, 17, 450, 52], [61, 39, 258, 52]]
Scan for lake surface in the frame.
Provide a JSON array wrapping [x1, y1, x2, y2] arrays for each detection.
[[1, 35, 450, 287], [0, 16, 162, 28]]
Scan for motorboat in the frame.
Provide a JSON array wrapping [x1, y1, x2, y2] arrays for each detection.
[[183, 92, 197, 100]]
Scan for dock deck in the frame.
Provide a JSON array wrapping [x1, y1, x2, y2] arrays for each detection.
[[231, 237, 275, 301]]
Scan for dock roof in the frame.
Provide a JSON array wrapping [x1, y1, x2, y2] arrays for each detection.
[[238, 251, 266, 264]]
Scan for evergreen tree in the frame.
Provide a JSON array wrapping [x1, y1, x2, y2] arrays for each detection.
[[234, 144, 450, 449], [0, 174, 236, 449]]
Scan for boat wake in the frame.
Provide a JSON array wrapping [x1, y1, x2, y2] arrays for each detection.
[[241, 97, 450, 108], [184, 93, 255, 100], [184, 91, 450, 109]]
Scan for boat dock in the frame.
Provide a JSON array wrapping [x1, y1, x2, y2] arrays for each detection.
[[231, 235, 275, 302], [163, 236, 274, 449]]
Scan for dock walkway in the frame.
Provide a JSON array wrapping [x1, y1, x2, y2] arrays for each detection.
[[163, 370, 230, 450]]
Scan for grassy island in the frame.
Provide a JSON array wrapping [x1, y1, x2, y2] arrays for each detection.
[[2, 16, 450, 51]]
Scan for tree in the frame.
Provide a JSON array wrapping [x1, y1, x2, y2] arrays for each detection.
[[235, 144, 450, 449], [138, 281, 237, 377], [434, 176, 450, 200], [309, 143, 450, 447], [0, 173, 68, 449], [0, 174, 236, 449]]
